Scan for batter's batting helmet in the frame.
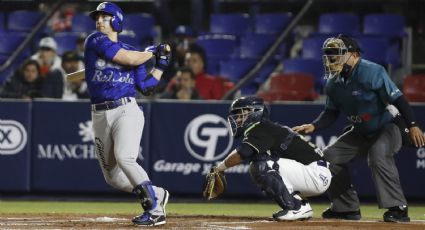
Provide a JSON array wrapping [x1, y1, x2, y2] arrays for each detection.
[[227, 96, 268, 138], [89, 2, 124, 33]]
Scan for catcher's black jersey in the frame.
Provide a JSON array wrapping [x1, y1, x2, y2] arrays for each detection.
[[236, 120, 323, 165]]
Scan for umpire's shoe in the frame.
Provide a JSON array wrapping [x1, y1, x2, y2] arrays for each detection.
[[132, 189, 170, 226], [322, 208, 361, 220], [383, 205, 410, 222], [273, 200, 313, 221]]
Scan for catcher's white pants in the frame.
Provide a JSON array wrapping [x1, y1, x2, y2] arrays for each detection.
[[92, 97, 165, 215], [267, 159, 332, 197]]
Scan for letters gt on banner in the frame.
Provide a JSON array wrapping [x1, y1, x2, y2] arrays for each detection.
[[149, 102, 260, 196]]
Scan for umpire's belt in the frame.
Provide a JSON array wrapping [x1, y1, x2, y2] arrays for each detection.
[[92, 97, 131, 111]]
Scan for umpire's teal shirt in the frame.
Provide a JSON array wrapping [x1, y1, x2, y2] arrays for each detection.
[[324, 59, 402, 135]]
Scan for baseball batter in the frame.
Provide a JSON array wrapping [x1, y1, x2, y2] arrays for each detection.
[[84, 2, 170, 226], [293, 34, 425, 222], [214, 96, 332, 221]]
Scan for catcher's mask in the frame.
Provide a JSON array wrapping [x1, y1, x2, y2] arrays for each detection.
[[227, 96, 268, 138], [90, 2, 124, 33], [322, 35, 361, 79]]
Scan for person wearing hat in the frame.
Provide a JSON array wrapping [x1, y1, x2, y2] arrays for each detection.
[[31, 37, 62, 77], [42, 51, 87, 100], [293, 34, 425, 222]]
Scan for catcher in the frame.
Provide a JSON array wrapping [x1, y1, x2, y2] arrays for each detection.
[[203, 96, 332, 221]]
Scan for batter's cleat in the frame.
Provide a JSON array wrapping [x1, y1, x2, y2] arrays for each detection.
[[132, 189, 170, 226], [383, 205, 410, 222], [273, 201, 313, 221], [161, 189, 170, 217], [322, 208, 361, 220], [132, 211, 166, 226]]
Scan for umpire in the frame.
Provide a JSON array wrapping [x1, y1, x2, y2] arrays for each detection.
[[293, 34, 425, 222]]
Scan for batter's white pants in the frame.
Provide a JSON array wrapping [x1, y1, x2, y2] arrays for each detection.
[[92, 98, 165, 215], [267, 159, 332, 197]]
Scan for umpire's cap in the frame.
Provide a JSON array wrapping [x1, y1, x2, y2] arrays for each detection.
[[337, 34, 362, 53], [89, 2, 124, 32]]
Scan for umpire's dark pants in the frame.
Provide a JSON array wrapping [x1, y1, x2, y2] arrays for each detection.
[[324, 123, 407, 212]]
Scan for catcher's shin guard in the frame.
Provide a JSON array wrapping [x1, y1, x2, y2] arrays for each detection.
[[249, 161, 300, 210], [133, 181, 157, 211]]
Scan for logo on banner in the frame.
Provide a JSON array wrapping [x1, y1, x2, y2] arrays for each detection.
[[184, 114, 233, 161], [417, 147, 425, 169], [0, 119, 27, 155]]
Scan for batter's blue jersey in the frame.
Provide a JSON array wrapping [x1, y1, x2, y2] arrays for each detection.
[[84, 32, 150, 104], [324, 59, 402, 135]]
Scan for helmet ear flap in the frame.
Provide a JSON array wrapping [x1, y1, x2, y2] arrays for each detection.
[[110, 15, 123, 32]]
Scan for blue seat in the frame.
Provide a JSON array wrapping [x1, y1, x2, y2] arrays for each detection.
[[71, 13, 95, 33], [219, 58, 257, 82], [318, 13, 360, 36], [8, 11, 44, 31], [283, 58, 325, 92], [0, 13, 5, 31], [363, 14, 405, 38], [210, 13, 251, 36], [255, 13, 292, 35], [254, 62, 277, 84], [122, 13, 155, 40], [119, 34, 142, 50], [206, 57, 221, 76], [302, 36, 328, 60], [54, 33, 80, 55], [357, 36, 395, 67], [196, 34, 238, 60], [0, 32, 26, 55], [239, 34, 277, 59]]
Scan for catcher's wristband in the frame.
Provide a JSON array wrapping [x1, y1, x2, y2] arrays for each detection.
[[216, 161, 227, 172]]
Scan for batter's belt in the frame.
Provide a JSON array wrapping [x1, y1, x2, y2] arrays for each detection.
[[92, 97, 132, 111]]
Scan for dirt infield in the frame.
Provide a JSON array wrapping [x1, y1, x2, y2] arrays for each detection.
[[1, 213, 424, 229]]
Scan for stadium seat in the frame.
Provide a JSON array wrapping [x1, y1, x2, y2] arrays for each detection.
[[356, 36, 398, 67], [71, 13, 95, 33], [8, 11, 44, 31], [0, 32, 26, 55], [119, 34, 142, 50], [254, 62, 277, 84], [254, 13, 293, 35], [239, 34, 277, 59], [219, 58, 257, 82], [403, 75, 425, 102], [363, 14, 406, 38], [206, 57, 221, 76], [196, 34, 238, 60], [318, 13, 360, 36], [210, 13, 251, 36], [122, 13, 155, 42], [54, 33, 80, 55], [0, 13, 5, 31], [283, 58, 325, 92], [301, 36, 328, 60]]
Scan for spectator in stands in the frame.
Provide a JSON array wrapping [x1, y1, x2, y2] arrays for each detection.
[[42, 51, 88, 100], [165, 44, 224, 100], [161, 67, 201, 100], [76, 33, 86, 59], [31, 37, 62, 77], [173, 25, 195, 67], [0, 59, 42, 99]]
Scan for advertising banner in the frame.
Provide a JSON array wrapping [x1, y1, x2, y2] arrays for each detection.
[[31, 100, 150, 193], [149, 101, 260, 196], [0, 100, 31, 191]]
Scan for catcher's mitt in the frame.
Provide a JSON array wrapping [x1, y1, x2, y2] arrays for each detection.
[[202, 166, 227, 200]]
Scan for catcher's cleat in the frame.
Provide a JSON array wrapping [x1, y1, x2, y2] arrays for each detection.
[[273, 200, 313, 221], [321, 208, 361, 220], [383, 205, 410, 223], [132, 211, 166, 226]]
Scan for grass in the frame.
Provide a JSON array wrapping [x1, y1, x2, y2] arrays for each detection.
[[0, 201, 424, 220]]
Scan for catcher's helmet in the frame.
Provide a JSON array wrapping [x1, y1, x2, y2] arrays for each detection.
[[322, 34, 361, 79], [90, 2, 124, 33], [227, 96, 269, 138]]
